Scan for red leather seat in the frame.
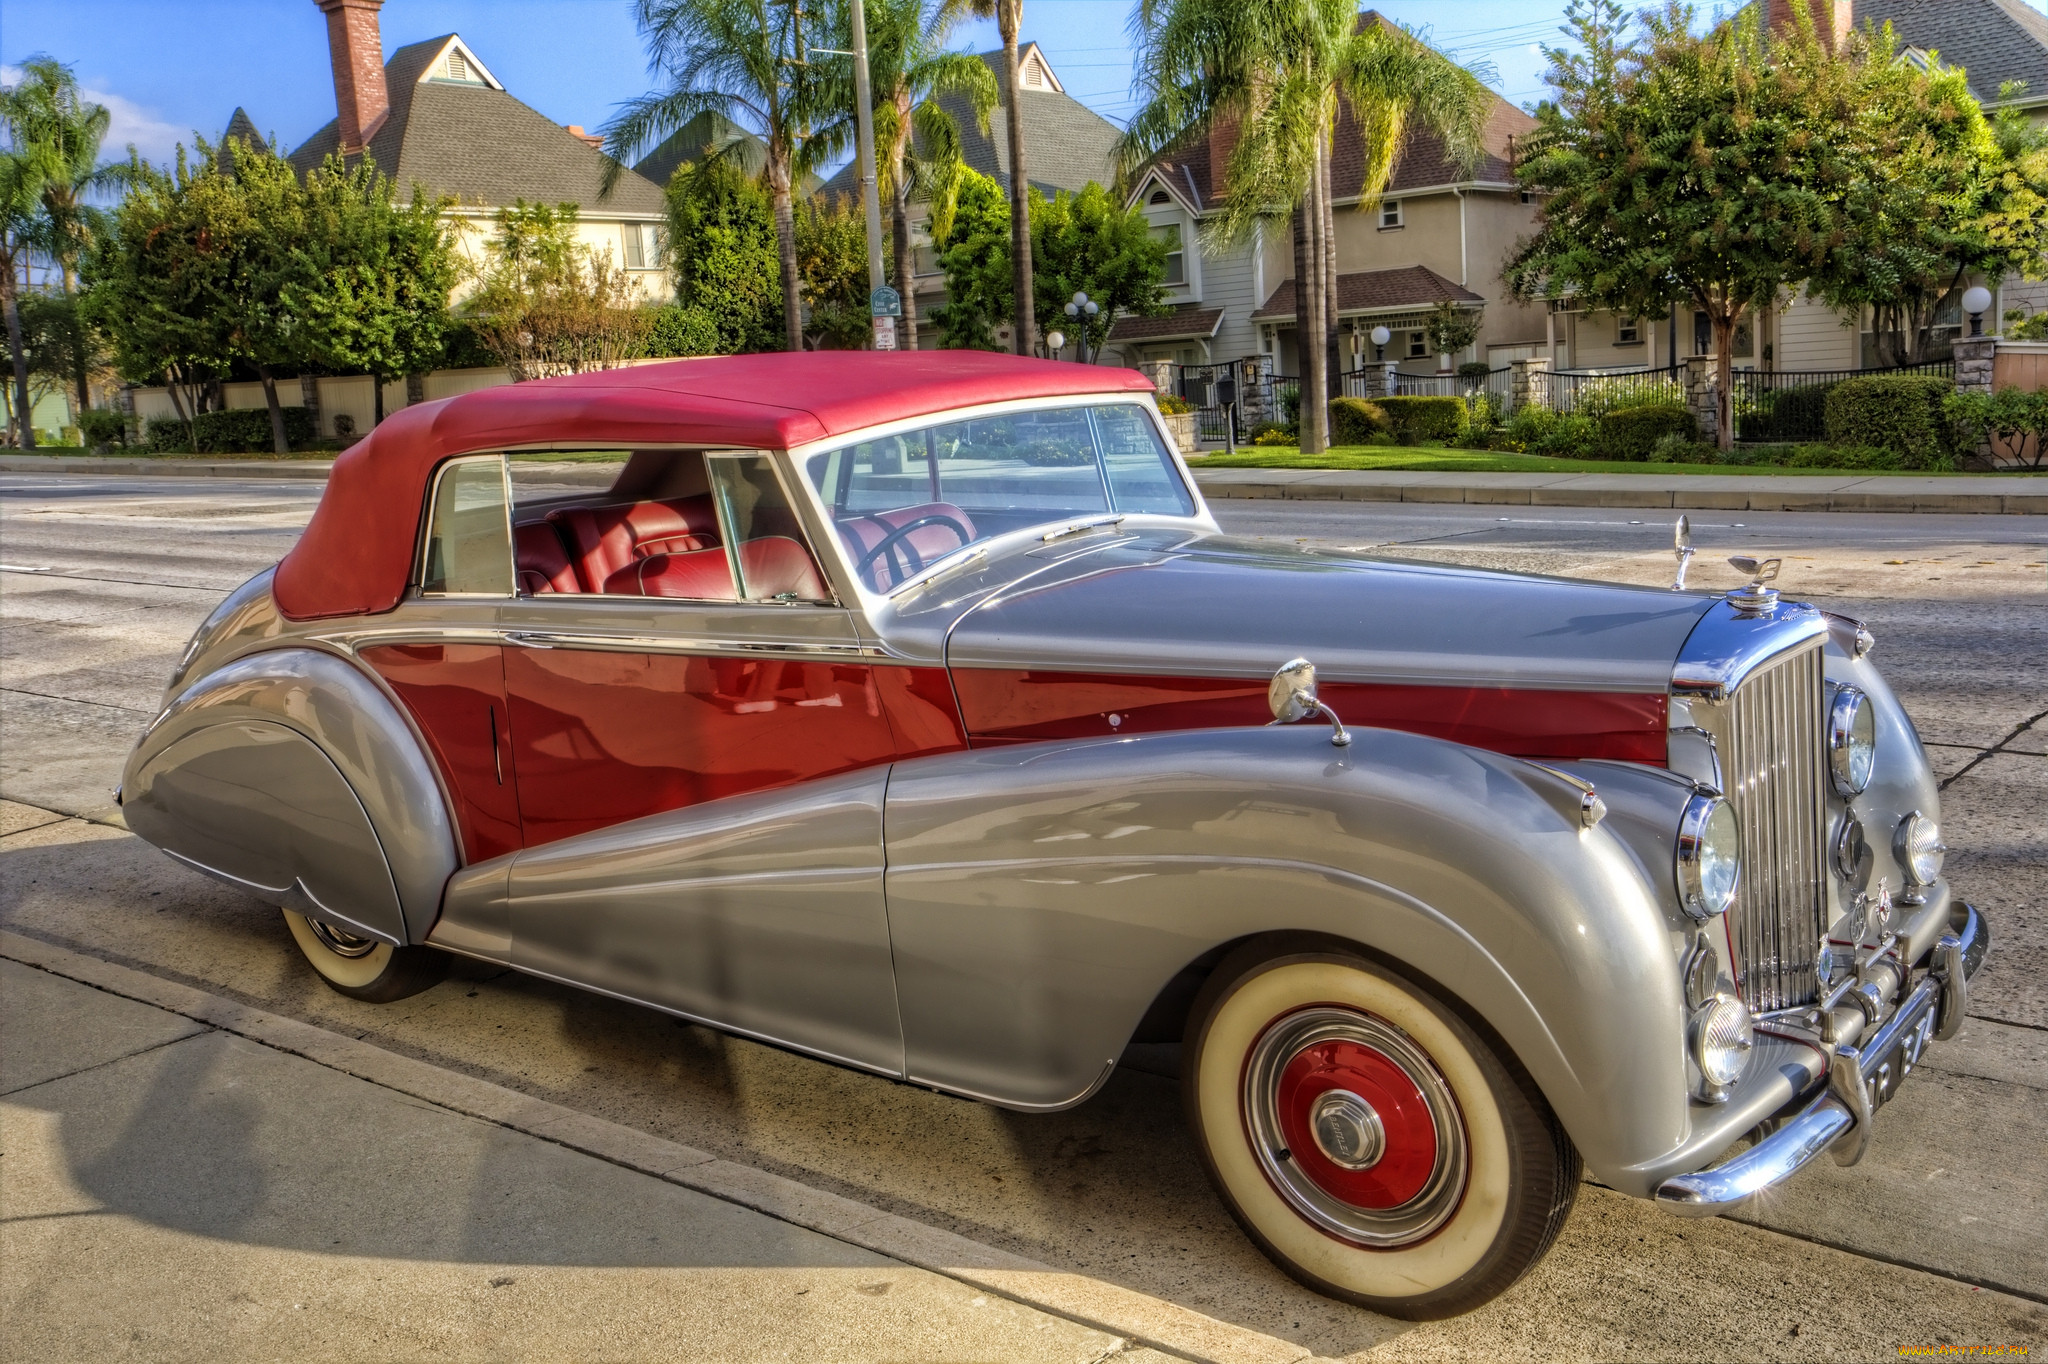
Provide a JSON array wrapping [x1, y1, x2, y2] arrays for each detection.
[[550, 496, 721, 593], [604, 538, 828, 602], [835, 503, 977, 590], [514, 521, 580, 595]]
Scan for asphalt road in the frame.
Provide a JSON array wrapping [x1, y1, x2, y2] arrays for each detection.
[[2, 472, 2044, 1362]]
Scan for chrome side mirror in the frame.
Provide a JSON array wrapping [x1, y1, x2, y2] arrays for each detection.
[[1268, 657, 1351, 747], [1671, 515, 1696, 591]]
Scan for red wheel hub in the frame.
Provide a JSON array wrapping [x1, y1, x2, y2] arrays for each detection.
[[1275, 1039, 1438, 1209]]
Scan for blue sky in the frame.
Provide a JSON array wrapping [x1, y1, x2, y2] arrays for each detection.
[[1, 0, 1571, 169]]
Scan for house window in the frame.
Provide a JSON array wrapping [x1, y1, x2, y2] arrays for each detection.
[[1149, 189, 1171, 206], [622, 223, 665, 270], [1617, 317, 1640, 345], [1519, 190, 1532, 204], [1406, 329, 1427, 359], [1380, 200, 1403, 229], [1152, 223, 1185, 286]]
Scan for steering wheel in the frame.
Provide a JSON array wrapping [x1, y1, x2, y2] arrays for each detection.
[[851, 513, 974, 586]]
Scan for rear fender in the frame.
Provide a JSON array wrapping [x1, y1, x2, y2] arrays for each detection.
[[881, 725, 1693, 1186], [122, 648, 458, 942]]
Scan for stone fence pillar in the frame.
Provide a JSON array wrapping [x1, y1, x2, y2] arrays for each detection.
[[1136, 357, 1175, 395], [1510, 356, 1550, 412], [1952, 336, 1996, 397], [1683, 355, 1718, 444]]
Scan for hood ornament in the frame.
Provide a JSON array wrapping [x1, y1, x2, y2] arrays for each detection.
[[1725, 556, 1782, 613], [1671, 515, 1696, 590]]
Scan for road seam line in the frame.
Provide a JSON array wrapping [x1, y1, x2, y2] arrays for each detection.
[[1938, 708, 2048, 791], [0, 929, 1305, 1364], [0, 1026, 212, 1100]]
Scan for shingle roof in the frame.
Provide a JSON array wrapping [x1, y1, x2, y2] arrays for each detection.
[[1252, 265, 1482, 322], [1139, 13, 1534, 208], [1855, 0, 2048, 106], [287, 35, 667, 214], [223, 107, 265, 148], [817, 45, 1120, 201], [633, 110, 767, 189], [1106, 304, 1225, 342]]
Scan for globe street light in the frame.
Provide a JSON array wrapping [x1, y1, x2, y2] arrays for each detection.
[[1370, 325, 1391, 362], [1065, 291, 1101, 363], [1046, 329, 1067, 359], [1962, 285, 1994, 337]]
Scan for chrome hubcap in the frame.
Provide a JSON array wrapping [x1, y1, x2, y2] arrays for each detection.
[[1243, 1006, 1467, 1247], [305, 918, 379, 959]]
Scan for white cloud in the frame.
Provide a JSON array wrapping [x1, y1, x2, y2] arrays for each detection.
[[3, 65, 187, 167]]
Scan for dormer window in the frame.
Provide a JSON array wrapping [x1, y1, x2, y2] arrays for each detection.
[[1379, 200, 1403, 230], [1149, 189, 1171, 206]]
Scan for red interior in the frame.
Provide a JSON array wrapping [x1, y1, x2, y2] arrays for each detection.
[[549, 496, 721, 593], [835, 503, 978, 590], [513, 522, 580, 596], [607, 537, 828, 602]]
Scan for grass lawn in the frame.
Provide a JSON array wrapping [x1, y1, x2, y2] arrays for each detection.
[[1188, 444, 2031, 476]]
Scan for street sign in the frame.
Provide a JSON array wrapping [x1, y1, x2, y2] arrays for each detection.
[[872, 316, 898, 351], [869, 286, 902, 318]]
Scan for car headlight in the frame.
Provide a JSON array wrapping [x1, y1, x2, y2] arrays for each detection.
[[1676, 795, 1741, 920], [1692, 994, 1754, 1092], [1828, 686, 1876, 796], [1895, 811, 1945, 887]]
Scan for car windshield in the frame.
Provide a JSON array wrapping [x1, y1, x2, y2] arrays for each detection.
[[800, 400, 1194, 593]]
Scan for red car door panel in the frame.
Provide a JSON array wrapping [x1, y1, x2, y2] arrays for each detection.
[[360, 642, 522, 862]]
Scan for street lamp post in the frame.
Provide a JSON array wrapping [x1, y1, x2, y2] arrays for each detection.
[[1064, 291, 1100, 363], [808, 7, 894, 349]]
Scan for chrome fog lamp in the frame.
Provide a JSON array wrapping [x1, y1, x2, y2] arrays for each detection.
[[1895, 811, 1946, 887], [1827, 686, 1877, 796], [1692, 994, 1754, 1091], [1676, 795, 1741, 920]]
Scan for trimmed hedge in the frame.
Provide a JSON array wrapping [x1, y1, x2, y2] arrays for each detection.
[[78, 409, 127, 449], [1328, 396, 1391, 444], [1597, 402, 1697, 461], [1375, 395, 1465, 443], [1738, 380, 1835, 443], [1823, 375, 1957, 470], [146, 406, 318, 454]]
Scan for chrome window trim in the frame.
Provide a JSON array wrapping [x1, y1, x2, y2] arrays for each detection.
[[415, 453, 516, 600]]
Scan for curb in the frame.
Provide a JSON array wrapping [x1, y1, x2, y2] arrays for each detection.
[[1188, 469, 2048, 515], [0, 925, 1306, 1364], [0, 455, 336, 479]]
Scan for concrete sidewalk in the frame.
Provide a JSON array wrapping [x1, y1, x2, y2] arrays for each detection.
[[6, 454, 2043, 513], [0, 938, 1209, 1363], [1187, 465, 2048, 514]]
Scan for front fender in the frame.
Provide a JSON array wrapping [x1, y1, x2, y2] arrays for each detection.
[[881, 725, 1693, 1184], [122, 647, 459, 942]]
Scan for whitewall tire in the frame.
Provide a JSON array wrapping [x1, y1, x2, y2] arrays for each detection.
[[283, 909, 447, 1003], [1184, 941, 1579, 1319]]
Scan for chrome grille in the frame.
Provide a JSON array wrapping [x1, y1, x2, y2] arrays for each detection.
[[1719, 644, 1828, 1012]]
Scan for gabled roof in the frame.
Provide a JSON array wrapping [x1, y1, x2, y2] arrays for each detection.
[[1136, 12, 1533, 211], [1107, 304, 1225, 343], [817, 45, 1119, 201], [1252, 265, 1482, 322], [287, 34, 667, 215], [634, 111, 766, 188], [1855, 0, 2048, 106], [223, 107, 265, 148]]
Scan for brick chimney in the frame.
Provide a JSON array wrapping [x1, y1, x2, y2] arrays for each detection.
[[565, 125, 605, 150], [1207, 118, 1238, 203], [1765, 0, 1852, 50], [316, 0, 390, 154]]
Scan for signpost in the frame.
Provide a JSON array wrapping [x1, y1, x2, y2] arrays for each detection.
[[871, 284, 901, 351]]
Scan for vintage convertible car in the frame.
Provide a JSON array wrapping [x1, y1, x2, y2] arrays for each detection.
[[120, 351, 1987, 1318]]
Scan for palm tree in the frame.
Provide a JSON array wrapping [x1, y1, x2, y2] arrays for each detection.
[[945, 0, 1033, 354], [1118, 0, 1489, 452], [857, 0, 997, 349], [0, 146, 51, 448], [604, 0, 850, 351], [2, 57, 135, 418]]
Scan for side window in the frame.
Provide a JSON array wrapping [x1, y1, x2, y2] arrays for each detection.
[[420, 455, 514, 597], [705, 453, 834, 603]]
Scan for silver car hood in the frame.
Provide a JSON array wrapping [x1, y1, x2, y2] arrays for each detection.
[[917, 530, 1715, 692]]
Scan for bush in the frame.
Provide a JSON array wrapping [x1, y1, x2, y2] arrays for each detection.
[[145, 406, 318, 454], [1738, 381, 1836, 443], [1155, 393, 1191, 415], [1947, 387, 2048, 469], [1501, 404, 1597, 457], [1597, 402, 1698, 461], [1652, 432, 1718, 464], [641, 303, 722, 358], [1328, 397, 1390, 444], [1375, 395, 1465, 443], [78, 409, 127, 449], [1823, 375, 1958, 470], [1249, 423, 1296, 446], [1457, 360, 1493, 381]]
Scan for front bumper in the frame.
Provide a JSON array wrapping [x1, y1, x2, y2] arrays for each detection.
[[1653, 901, 1989, 1216]]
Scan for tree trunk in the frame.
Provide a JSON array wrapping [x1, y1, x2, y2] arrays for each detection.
[[768, 156, 803, 353], [1, 263, 32, 450], [890, 104, 917, 351], [59, 262, 91, 420], [1292, 197, 1327, 455], [165, 364, 197, 449], [256, 366, 290, 455], [1713, 310, 1737, 452], [373, 374, 385, 427], [1319, 139, 1342, 408], [1000, 21, 1034, 356]]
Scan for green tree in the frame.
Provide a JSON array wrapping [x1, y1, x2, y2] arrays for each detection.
[[930, 166, 1010, 348], [0, 132, 51, 447], [464, 201, 650, 379], [857, 0, 996, 349], [666, 157, 783, 352], [293, 155, 457, 425], [947, 0, 1035, 355], [1030, 181, 1169, 359], [796, 192, 873, 349], [1424, 300, 1482, 365], [1505, 2, 1865, 449], [604, 0, 850, 352], [2, 58, 136, 419], [1119, 1, 1490, 452]]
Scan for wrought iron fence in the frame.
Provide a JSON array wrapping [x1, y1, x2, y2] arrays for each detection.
[[1539, 365, 1684, 415], [1176, 361, 1298, 441], [1336, 367, 1515, 417], [1731, 361, 1954, 443]]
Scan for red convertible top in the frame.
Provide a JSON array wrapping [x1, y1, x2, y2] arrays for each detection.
[[274, 351, 1156, 621]]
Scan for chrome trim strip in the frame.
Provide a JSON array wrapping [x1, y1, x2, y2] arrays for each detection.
[[1671, 598, 1829, 701], [501, 630, 884, 659]]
